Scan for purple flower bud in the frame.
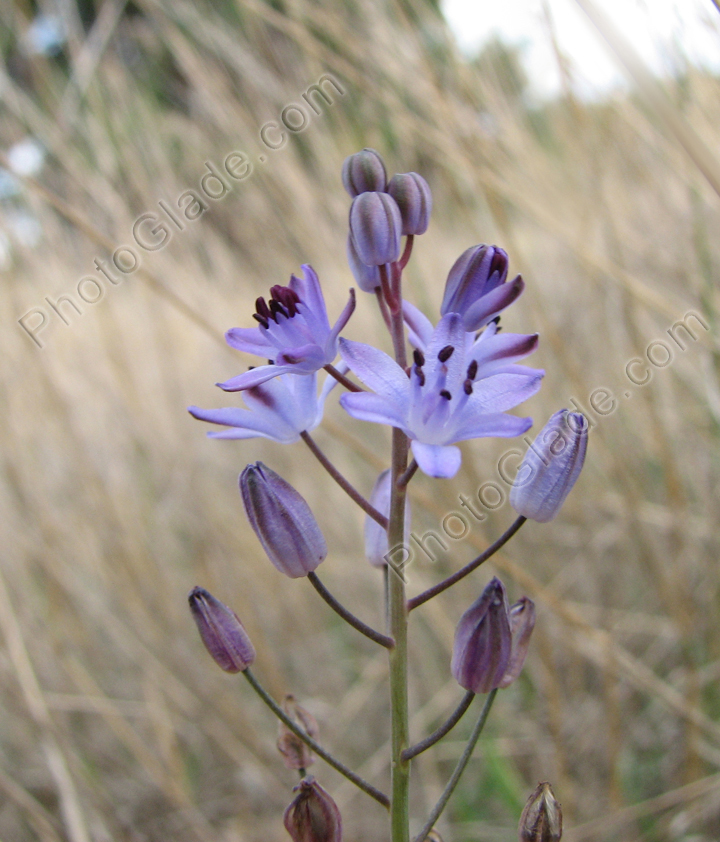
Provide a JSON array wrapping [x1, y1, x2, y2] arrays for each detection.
[[342, 148, 387, 196], [498, 597, 536, 688], [349, 192, 402, 266], [240, 463, 327, 578], [363, 469, 411, 568], [387, 172, 432, 235], [188, 586, 256, 673], [509, 410, 588, 523], [451, 577, 512, 694], [346, 233, 386, 293], [283, 777, 342, 842], [277, 694, 319, 771], [519, 782, 563, 842], [441, 245, 523, 331]]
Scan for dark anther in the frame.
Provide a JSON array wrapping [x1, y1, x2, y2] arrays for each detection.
[[440, 389, 452, 400], [466, 360, 478, 380], [416, 370, 426, 387], [437, 345, 455, 363], [413, 349, 425, 368], [269, 299, 288, 320], [463, 379, 473, 395], [255, 297, 271, 320], [253, 313, 269, 328]]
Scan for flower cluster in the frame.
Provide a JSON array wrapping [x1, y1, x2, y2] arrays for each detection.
[[187, 148, 586, 840]]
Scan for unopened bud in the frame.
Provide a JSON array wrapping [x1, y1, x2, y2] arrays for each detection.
[[277, 695, 319, 771], [387, 172, 432, 235], [283, 777, 342, 842], [342, 148, 387, 196], [519, 782, 562, 841], [349, 191, 402, 266], [451, 577, 512, 694], [240, 463, 327, 578], [188, 586, 256, 673], [441, 245, 522, 331], [509, 410, 588, 523]]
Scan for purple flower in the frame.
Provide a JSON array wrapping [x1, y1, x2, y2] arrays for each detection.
[[509, 409, 588, 522], [342, 148, 387, 196], [283, 777, 342, 842], [451, 577, 512, 694], [441, 245, 524, 332], [188, 586, 256, 673], [387, 172, 432, 235], [339, 313, 543, 479], [217, 265, 355, 392], [189, 370, 339, 444], [240, 462, 327, 578]]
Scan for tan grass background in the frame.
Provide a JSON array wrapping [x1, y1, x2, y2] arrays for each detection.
[[2, 0, 720, 839]]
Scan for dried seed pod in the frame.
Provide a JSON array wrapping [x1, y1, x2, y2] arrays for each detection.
[[277, 695, 319, 771]]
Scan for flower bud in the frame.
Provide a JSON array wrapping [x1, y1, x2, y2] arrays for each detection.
[[387, 172, 432, 235], [498, 597, 536, 688], [451, 577, 512, 694], [349, 191, 402, 266], [441, 245, 523, 331], [240, 463, 327, 578], [188, 586, 256, 673], [509, 410, 588, 523], [342, 148, 387, 196], [363, 469, 411, 568], [283, 777, 342, 842], [519, 782, 562, 841], [346, 233, 385, 293], [277, 694, 319, 771]]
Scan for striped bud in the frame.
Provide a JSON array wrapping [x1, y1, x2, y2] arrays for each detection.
[[342, 148, 387, 196], [509, 410, 588, 523], [188, 586, 255, 673], [349, 191, 402, 266], [240, 463, 327, 578], [387, 172, 432, 235]]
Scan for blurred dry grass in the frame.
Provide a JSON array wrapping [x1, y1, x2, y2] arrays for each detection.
[[1, 0, 720, 839]]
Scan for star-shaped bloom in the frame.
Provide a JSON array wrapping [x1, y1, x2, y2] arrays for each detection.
[[189, 370, 338, 444], [339, 313, 543, 478], [217, 265, 355, 392]]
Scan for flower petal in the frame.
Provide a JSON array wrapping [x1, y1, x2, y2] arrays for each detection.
[[326, 288, 356, 354], [275, 343, 327, 372], [217, 364, 297, 391], [465, 369, 544, 414], [340, 392, 408, 428], [411, 441, 462, 478], [188, 405, 298, 442], [225, 326, 276, 357], [290, 265, 329, 330], [402, 300, 434, 350], [339, 338, 411, 403], [470, 332, 539, 370], [463, 275, 525, 331], [425, 312, 467, 394], [450, 412, 533, 442]]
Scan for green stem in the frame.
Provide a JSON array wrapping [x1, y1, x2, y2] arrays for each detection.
[[387, 289, 411, 842], [413, 690, 498, 842], [243, 669, 390, 809]]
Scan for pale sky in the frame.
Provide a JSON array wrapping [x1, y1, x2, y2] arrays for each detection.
[[443, 0, 720, 100]]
